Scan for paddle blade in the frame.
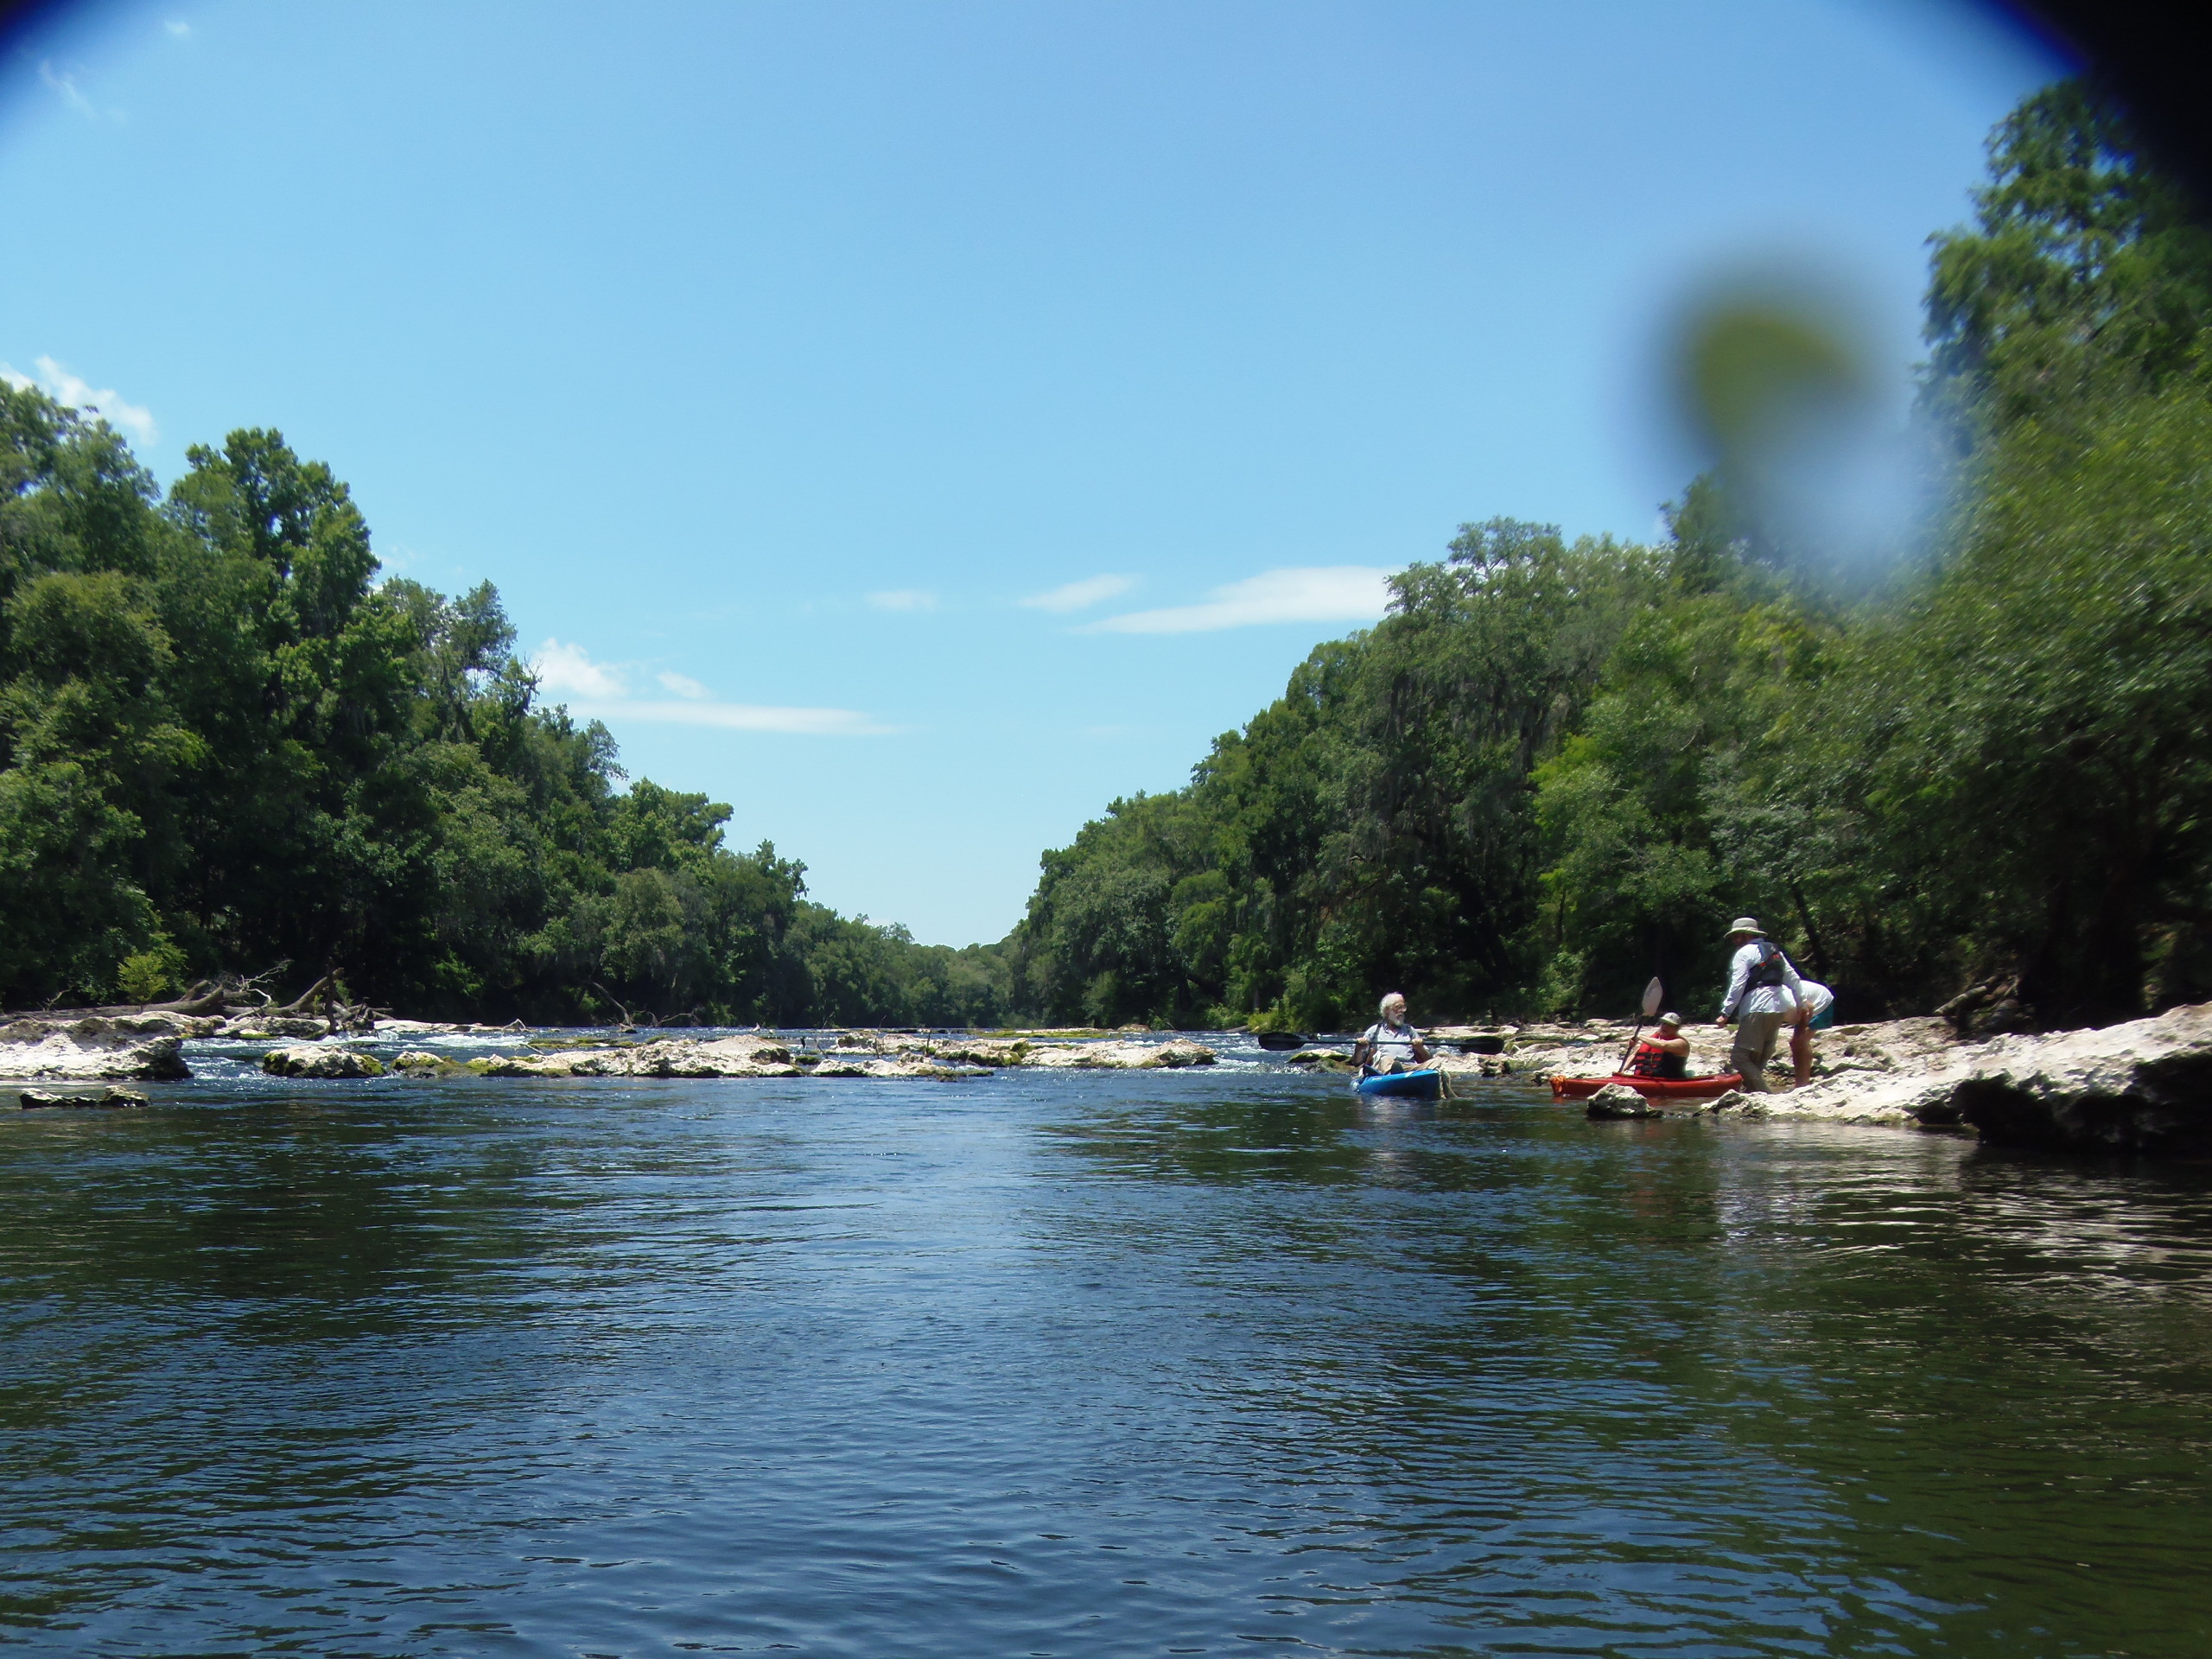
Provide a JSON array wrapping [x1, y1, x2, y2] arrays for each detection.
[[1641, 976, 1664, 1018]]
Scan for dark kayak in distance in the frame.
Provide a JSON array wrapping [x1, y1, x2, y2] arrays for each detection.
[[1549, 1072, 1743, 1102]]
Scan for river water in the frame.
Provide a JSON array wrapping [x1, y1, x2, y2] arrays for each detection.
[[3, 1038, 2209, 1656]]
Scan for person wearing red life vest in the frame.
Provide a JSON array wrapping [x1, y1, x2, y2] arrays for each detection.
[[1626, 1012, 1691, 1080]]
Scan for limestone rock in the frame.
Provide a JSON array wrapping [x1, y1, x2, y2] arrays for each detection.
[[483, 1033, 802, 1079], [1021, 1039, 1216, 1070], [17, 1084, 149, 1109], [1703, 1089, 1765, 1116], [221, 1015, 331, 1040], [626, 1034, 801, 1078], [1586, 1082, 1663, 1120], [1736, 1003, 2212, 1149], [836, 1058, 993, 1080], [1431, 1051, 1513, 1077], [1945, 1002, 2212, 1154], [0, 1018, 190, 1082], [913, 1038, 1034, 1066], [1139, 1039, 1215, 1069], [480, 1047, 626, 1078], [261, 1046, 386, 1079]]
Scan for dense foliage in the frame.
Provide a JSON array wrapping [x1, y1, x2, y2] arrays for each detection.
[[1010, 81, 2212, 1032], [0, 415, 1006, 1025], [10, 81, 2202, 1036]]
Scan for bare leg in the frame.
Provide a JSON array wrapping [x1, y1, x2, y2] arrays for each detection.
[[1791, 1016, 1812, 1087]]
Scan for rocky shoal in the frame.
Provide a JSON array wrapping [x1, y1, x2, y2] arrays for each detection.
[[9, 1005, 2212, 1156], [463, 1033, 1220, 1081], [1568, 1003, 2212, 1156]]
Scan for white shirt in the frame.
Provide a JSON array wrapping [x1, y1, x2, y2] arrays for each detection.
[[1360, 1020, 1423, 1068], [1719, 940, 1805, 1020]]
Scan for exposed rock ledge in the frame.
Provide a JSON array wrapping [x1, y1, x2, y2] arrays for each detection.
[[262, 1046, 386, 1079], [479, 1033, 1217, 1080], [0, 1016, 190, 1081], [1589, 1004, 2212, 1155]]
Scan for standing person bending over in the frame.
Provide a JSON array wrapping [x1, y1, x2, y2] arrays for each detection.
[[1789, 976, 1835, 1087], [1353, 993, 1432, 1077], [1715, 918, 1803, 1092]]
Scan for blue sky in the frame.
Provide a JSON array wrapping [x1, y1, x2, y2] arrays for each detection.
[[0, 0, 2063, 944]]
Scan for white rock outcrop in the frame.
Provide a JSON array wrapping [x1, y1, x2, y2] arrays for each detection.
[[261, 1046, 386, 1079], [469, 1030, 1221, 1080], [485, 1034, 802, 1079], [0, 1017, 191, 1081], [1722, 1002, 2212, 1152], [1017, 1038, 1216, 1070], [220, 1014, 333, 1040], [1585, 1082, 1662, 1120]]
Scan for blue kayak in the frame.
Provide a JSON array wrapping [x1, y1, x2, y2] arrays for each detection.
[[1353, 1068, 1446, 1100]]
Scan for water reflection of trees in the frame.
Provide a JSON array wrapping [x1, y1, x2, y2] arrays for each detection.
[[1027, 1085, 2212, 1652], [0, 1087, 563, 1338]]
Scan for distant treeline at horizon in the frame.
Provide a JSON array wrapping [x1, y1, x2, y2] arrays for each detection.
[[0, 398, 1007, 1027], [5, 82, 2209, 1033]]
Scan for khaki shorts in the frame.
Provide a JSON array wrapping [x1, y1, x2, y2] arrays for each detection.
[[1730, 1011, 1789, 1092]]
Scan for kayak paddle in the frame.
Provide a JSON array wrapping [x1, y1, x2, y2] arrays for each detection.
[[1615, 976, 1664, 1074]]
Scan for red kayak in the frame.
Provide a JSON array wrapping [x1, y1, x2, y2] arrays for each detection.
[[1549, 1071, 1743, 1102]]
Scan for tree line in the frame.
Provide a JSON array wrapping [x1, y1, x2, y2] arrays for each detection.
[[10, 83, 2203, 1036], [1007, 82, 2212, 1034], [0, 406, 1007, 1025]]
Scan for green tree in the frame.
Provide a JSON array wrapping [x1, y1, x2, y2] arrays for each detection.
[[1926, 80, 2212, 435]]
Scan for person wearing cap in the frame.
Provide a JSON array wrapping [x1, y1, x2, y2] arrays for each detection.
[[1715, 917, 1804, 1091], [1625, 1012, 1691, 1080]]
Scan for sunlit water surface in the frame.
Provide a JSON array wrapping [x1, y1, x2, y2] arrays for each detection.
[[3, 1035, 2209, 1656]]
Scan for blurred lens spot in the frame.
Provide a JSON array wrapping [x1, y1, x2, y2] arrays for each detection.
[[1664, 269, 1925, 582], [1680, 296, 1870, 459]]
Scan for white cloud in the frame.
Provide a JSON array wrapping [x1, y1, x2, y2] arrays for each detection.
[[39, 60, 93, 115], [571, 700, 893, 736], [530, 639, 889, 735], [1020, 573, 1135, 613], [166, 20, 192, 38], [0, 356, 157, 445], [1090, 565, 1396, 634], [531, 638, 630, 699], [866, 588, 938, 613], [862, 583, 933, 610], [39, 60, 124, 120]]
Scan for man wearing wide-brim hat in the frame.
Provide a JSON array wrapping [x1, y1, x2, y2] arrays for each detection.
[[1715, 916, 1805, 1092]]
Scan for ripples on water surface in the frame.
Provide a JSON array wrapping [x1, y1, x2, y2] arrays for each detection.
[[3, 1044, 2209, 1656]]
